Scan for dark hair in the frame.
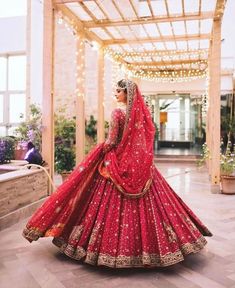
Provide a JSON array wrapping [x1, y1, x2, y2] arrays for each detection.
[[117, 79, 127, 94], [27, 141, 35, 150]]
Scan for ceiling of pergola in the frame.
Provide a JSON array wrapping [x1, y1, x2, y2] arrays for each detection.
[[54, 0, 227, 81]]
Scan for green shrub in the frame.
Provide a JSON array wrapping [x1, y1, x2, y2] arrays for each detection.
[[0, 137, 15, 164]]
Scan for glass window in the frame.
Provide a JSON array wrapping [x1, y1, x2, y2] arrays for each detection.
[[8, 56, 26, 90], [9, 93, 26, 123], [0, 127, 6, 137], [0, 57, 7, 91]]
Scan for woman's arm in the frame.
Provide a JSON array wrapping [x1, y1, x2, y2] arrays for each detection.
[[103, 109, 121, 153]]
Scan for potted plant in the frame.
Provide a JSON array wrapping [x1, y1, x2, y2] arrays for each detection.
[[14, 104, 42, 159], [0, 136, 15, 164], [197, 138, 235, 194], [220, 133, 235, 194], [54, 114, 76, 181], [85, 115, 97, 155]]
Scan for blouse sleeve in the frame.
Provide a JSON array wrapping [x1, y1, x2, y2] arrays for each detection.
[[103, 109, 121, 153]]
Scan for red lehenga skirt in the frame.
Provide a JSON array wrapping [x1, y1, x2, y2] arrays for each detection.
[[23, 144, 212, 268]]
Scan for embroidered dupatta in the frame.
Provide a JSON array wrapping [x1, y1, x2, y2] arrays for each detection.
[[104, 80, 155, 197], [22, 80, 155, 242]]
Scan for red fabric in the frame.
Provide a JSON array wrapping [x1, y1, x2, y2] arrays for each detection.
[[23, 83, 212, 267], [104, 87, 155, 195], [23, 143, 104, 241]]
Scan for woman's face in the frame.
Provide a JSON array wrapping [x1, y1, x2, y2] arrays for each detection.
[[115, 88, 127, 104]]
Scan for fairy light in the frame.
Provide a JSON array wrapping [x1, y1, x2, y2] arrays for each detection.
[[202, 70, 209, 117], [55, 11, 208, 83], [104, 47, 208, 62], [104, 47, 208, 82], [125, 60, 208, 71]]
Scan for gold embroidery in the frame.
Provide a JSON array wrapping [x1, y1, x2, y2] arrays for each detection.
[[110, 175, 152, 199], [163, 222, 178, 243], [53, 237, 86, 260], [181, 214, 198, 233], [70, 225, 84, 241], [22, 223, 66, 242], [52, 235, 207, 268], [88, 223, 101, 246], [22, 226, 43, 242]]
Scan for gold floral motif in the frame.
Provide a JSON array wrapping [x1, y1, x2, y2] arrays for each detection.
[[52, 235, 207, 268], [22, 223, 66, 242], [22, 226, 43, 242], [88, 223, 101, 246], [53, 237, 86, 260], [110, 175, 152, 199], [70, 225, 84, 241], [181, 214, 198, 232], [163, 222, 178, 243]]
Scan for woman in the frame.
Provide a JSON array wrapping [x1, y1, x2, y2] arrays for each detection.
[[24, 141, 43, 166], [23, 79, 212, 268]]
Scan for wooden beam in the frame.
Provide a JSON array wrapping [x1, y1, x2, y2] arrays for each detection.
[[214, 0, 227, 20], [129, 0, 153, 51], [54, 0, 83, 3], [103, 33, 210, 45], [54, 3, 103, 46], [42, 0, 54, 193], [136, 68, 206, 73], [119, 49, 208, 56], [207, 19, 221, 193], [83, 12, 214, 28], [78, 1, 115, 41], [76, 38, 85, 164], [127, 59, 207, 66], [97, 48, 105, 143]]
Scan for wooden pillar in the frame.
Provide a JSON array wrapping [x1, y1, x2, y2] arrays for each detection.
[[97, 48, 105, 143], [42, 0, 54, 193], [206, 43, 212, 176], [75, 37, 85, 164], [207, 19, 221, 193]]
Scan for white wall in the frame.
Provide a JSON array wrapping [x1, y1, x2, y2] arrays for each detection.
[[30, 0, 43, 105], [85, 45, 98, 117], [0, 16, 26, 53]]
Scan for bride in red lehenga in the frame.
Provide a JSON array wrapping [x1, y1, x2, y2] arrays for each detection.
[[23, 79, 212, 268]]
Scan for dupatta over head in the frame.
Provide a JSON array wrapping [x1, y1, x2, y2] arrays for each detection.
[[104, 80, 155, 198]]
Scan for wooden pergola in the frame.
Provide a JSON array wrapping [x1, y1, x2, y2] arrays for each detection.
[[41, 0, 227, 193]]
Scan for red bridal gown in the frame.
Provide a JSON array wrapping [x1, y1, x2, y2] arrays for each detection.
[[23, 108, 212, 268]]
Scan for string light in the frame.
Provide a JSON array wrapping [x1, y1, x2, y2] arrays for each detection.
[[104, 47, 208, 62], [56, 12, 208, 83], [202, 71, 209, 117], [125, 60, 208, 71], [104, 47, 208, 82]]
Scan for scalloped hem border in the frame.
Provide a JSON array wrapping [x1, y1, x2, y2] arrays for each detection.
[[52, 236, 207, 268]]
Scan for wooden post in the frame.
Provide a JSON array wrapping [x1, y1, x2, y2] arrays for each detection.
[[207, 19, 221, 193], [42, 0, 54, 194], [75, 37, 85, 164], [97, 47, 105, 143]]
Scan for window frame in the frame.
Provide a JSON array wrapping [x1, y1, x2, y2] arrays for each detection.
[[0, 52, 26, 136]]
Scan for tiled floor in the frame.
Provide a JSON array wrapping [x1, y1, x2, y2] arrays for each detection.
[[1, 163, 235, 288], [156, 147, 201, 156]]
